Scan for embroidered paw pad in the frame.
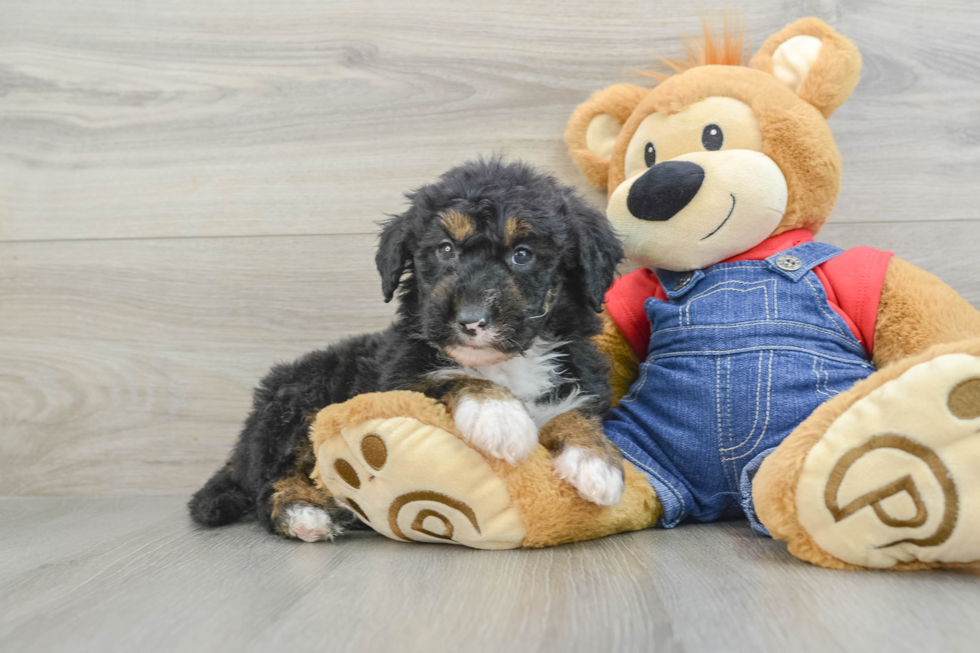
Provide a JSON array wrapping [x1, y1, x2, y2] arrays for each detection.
[[314, 416, 526, 549], [796, 354, 980, 568]]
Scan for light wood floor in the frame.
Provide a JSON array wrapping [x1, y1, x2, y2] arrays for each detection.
[[2, 0, 980, 651], [1, 497, 979, 653]]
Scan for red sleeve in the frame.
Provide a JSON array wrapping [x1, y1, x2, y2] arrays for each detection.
[[814, 246, 894, 356], [604, 268, 665, 359]]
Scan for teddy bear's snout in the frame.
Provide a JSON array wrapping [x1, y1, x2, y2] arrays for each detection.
[[626, 160, 705, 222]]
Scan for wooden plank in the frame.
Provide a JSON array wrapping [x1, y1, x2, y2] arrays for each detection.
[[0, 497, 977, 653], [0, 233, 395, 347], [0, 233, 395, 495], [3, 0, 980, 242], [1, 221, 978, 496]]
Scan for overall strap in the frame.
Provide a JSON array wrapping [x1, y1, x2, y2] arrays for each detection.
[[764, 241, 844, 282], [655, 268, 707, 300]]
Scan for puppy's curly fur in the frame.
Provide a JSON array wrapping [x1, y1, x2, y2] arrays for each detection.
[[189, 159, 625, 539]]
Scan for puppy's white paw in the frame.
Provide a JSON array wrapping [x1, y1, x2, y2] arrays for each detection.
[[552, 447, 625, 506], [284, 503, 338, 542], [453, 396, 538, 465]]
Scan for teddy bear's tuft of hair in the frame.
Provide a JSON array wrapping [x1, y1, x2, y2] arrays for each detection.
[[641, 17, 750, 82]]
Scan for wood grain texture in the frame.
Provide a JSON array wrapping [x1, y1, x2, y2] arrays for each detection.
[[0, 234, 395, 495], [0, 497, 977, 653], [3, 0, 980, 242]]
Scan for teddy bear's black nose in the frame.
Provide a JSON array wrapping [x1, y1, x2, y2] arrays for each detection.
[[627, 161, 705, 222]]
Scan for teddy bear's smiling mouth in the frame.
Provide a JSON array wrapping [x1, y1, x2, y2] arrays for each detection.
[[700, 194, 737, 241]]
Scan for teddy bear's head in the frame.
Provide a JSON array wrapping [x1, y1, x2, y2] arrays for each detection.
[[566, 18, 861, 272]]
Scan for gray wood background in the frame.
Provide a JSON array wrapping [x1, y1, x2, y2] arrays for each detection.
[[5, 0, 980, 497]]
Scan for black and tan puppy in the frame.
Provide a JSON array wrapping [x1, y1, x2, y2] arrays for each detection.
[[189, 159, 626, 541]]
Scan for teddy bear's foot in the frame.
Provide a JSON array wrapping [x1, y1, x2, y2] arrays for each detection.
[[311, 393, 527, 549], [759, 349, 980, 569]]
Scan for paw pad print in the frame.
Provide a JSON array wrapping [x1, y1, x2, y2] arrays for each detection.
[[314, 416, 526, 549], [948, 377, 980, 420], [331, 434, 388, 521], [796, 353, 980, 568]]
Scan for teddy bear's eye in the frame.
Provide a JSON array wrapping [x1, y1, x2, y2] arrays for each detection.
[[644, 142, 657, 167], [702, 124, 724, 151]]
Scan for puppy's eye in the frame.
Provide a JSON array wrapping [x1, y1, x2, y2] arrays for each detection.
[[702, 124, 723, 151], [436, 241, 455, 261], [511, 247, 533, 266], [644, 142, 657, 167]]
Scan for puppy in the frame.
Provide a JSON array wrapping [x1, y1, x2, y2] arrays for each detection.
[[189, 159, 626, 542]]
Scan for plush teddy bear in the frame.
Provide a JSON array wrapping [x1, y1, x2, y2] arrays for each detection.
[[310, 17, 980, 570]]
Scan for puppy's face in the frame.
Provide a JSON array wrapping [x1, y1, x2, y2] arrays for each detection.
[[376, 161, 623, 367], [415, 208, 560, 366]]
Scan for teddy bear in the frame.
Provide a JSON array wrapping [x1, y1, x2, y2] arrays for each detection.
[[309, 17, 980, 570]]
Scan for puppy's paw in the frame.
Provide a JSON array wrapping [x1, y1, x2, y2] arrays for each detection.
[[453, 396, 538, 465], [552, 447, 625, 506], [282, 502, 341, 542]]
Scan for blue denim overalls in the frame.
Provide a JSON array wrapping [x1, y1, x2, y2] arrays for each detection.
[[604, 241, 877, 533]]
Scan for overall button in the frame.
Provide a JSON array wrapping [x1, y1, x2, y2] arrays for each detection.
[[775, 255, 803, 272], [674, 272, 694, 290]]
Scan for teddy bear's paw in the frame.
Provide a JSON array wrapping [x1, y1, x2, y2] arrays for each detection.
[[281, 502, 342, 542], [315, 416, 526, 549], [452, 395, 538, 465], [795, 353, 980, 568], [552, 447, 626, 506]]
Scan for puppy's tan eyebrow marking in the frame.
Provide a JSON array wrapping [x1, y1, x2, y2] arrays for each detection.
[[441, 210, 474, 241], [505, 217, 532, 245]]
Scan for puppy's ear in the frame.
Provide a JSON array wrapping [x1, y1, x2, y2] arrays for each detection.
[[750, 17, 861, 118], [562, 191, 624, 313], [375, 211, 413, 303]]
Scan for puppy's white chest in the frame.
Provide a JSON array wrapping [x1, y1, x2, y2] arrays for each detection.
[[438, 339, 591, 427], [469, 346, 558, 402]]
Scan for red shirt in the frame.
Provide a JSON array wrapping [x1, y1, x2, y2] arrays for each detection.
[[605, 229, 894, 359]]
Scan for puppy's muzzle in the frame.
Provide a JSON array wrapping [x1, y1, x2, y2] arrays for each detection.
[[626, 161, 705, 222]]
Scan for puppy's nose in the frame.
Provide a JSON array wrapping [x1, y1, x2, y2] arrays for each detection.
[[627, 161, 705, 222], [457, 307, 489, 337]]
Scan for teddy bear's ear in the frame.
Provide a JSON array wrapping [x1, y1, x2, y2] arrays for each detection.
[[565, 84, 649, 190], [749, 17, 861, 118]]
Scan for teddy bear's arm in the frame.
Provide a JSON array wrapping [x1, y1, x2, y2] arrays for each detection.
[[593, 307, 640, 407], [872, 257, 980, 368]]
